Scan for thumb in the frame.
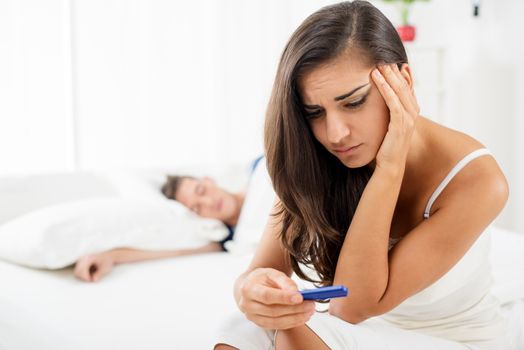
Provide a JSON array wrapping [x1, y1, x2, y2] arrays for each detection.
[[265, 268, 298, 292]]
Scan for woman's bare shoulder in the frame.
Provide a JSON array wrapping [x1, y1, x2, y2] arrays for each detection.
[[425, 120, 508, 212], [424, 118, 484, 155]]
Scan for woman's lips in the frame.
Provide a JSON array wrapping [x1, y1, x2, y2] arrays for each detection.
[[334, 143, 362, 155]]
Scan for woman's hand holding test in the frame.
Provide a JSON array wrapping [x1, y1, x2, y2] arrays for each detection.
[[237, 268, 316, 330]]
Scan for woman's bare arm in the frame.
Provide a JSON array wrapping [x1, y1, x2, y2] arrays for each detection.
[[329, 160, 508, 324]]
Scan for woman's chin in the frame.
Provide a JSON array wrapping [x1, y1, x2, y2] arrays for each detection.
[[340, 157, 375, 170]]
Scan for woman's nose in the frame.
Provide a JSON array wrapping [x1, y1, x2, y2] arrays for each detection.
[[325, 112, 350, 145]]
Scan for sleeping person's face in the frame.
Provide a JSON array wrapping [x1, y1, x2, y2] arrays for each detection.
[[299, 53, 390, 169], [174, 177, 240, 224]]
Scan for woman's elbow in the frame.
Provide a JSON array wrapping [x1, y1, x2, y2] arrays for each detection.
[[327, 304, 369, 324]]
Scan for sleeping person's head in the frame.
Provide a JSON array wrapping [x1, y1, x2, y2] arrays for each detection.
[[161, 175, 243, 226]]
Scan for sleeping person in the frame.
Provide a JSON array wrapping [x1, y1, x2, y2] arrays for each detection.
[[74, 156, 263, 282]]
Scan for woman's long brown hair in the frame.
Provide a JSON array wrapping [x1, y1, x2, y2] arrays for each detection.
[[264, 1, 408, 289]]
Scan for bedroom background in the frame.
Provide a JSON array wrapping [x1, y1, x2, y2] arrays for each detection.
[[1, 0, 523, 234]]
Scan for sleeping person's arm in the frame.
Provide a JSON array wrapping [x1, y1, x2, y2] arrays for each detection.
[[74, 242, 222, 282]]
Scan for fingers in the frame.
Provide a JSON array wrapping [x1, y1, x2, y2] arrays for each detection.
[[74, 256, 95, 282], [389, 64, 419, 116], [91, 263, 111, 282], [238, 268, 315, 330], [398, 64, 420, 115], [372, 67, 403, 120], [373, 64, 419, 118], [379, 64, 412, 111], [246, 299, 316, 318], [246, 309, 315, 330], [74, 254, 113, 282], [242, 268, 301, 305], [247, 284, 301, 305], [264, 268, 299, 292]]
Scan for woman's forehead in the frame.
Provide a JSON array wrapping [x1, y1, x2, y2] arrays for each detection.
[[301, 52, 371, 90], [299, 63, 372, 104]]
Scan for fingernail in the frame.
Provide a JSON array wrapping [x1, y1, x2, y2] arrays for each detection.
[[373, 69, 381, 79]]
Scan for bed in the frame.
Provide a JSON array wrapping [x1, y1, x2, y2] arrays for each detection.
[[0, 168, 522, 350]]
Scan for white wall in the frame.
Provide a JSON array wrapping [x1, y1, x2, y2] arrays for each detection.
[[70, 0, 338, 169], [0, 0, 75, 175], [387, 0, 524, 231], [1, 0, 523, 232]]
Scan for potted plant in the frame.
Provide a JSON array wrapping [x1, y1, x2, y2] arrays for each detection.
[[382, 0, 430, 42]]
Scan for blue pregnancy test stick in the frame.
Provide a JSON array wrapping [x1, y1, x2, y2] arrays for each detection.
[[300, 285, 348, 301]]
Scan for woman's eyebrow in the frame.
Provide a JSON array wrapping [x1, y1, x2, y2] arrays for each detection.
[[303, 82, 370, 109], [334, 82, 370, 101]]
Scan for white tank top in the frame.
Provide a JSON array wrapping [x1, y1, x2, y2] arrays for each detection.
[[382, 148, 506, 343]]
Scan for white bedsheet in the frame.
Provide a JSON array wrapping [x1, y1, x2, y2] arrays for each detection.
[[0, 253, 252, 350], [0, 228, 523, 350]]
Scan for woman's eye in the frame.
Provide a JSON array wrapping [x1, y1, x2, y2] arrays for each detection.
[[344, 96, 367, 109], [304, 109, 323, 120]]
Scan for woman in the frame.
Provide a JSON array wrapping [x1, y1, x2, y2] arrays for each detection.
[[214, 1, 509, 349]]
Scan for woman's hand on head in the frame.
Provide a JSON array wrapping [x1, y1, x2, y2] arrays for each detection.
[[237, 268, 316, 330], [371, 63, 420, 174], [74, 252, 115, 282]]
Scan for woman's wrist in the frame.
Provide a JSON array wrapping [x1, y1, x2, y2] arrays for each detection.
[[373, 163, 405, 182]]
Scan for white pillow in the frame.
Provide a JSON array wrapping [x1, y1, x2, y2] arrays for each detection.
[[225, 158, 276, 254], [0, 198, 229, 269], [0, 172, 118, 226]]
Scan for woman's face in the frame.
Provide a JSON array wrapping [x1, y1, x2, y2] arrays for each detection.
[[299, 54, 390, 169], [175, 177, 239, 223]]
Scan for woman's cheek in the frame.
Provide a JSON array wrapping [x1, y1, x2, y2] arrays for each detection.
[[309, 121, 325, 145]]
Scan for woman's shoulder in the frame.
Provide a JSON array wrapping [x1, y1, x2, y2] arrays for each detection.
[[422, 117, 491, 169], [425, 117, 483, 154], [425, 119, 508, 213]]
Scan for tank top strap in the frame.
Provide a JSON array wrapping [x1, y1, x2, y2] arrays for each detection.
[[423, 148, 492, 219]]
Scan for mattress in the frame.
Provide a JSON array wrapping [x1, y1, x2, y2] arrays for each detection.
[[0, 252, 253, 349], [0, 229, 522, 349]]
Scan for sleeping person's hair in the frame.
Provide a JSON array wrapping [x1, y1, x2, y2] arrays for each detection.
[[161, 175, 195, 200]]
